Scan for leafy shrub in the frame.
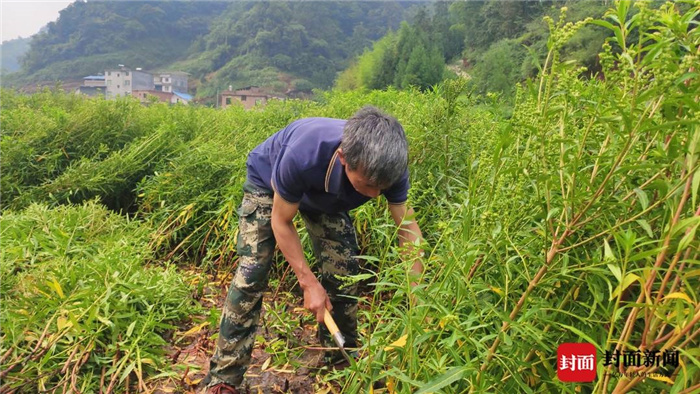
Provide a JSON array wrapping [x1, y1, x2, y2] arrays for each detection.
[[0, 201, 195, 392], [0, 91, 165, 211], [291, 78, 314, 92], [470, 39, 526, 98], [0, 3, 697, 392], [336, 3, 700, 392]]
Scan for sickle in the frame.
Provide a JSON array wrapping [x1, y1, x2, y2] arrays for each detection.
[[323, 308, 354, 365]]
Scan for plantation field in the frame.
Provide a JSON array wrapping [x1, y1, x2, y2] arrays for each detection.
[[1, 3, 699, 393]]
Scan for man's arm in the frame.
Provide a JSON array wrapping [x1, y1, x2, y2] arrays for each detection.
[[270, 193, 331, 322], [389, 203, 424, 282]]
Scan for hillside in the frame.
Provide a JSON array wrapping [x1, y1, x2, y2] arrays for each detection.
[[336, 0, 614, 97], [2, 1, 227, 89], [0, 37, 31, 73], [2, 1, 412, 97]]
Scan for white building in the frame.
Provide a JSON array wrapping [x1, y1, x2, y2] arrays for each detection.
[[105, 66, 154, 98], [154, 71, 189, 93]]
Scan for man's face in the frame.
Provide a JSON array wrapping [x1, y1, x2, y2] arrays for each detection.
[[345, 166, 382, 198], [338, 149, 382, 198]]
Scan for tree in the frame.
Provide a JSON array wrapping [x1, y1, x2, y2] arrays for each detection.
[[471, 39, 525, 98]]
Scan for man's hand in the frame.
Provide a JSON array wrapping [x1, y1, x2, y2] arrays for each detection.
[[271, 193, 333, 323], [389, 204, 425, 279], [302, 280, 332, 322]]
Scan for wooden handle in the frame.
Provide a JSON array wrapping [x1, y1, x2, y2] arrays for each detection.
[[323, 308, 340, 335]]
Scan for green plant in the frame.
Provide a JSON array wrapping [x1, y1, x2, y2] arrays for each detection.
[[0, 201, 196, 392], [330, 2, 700, 392], [1, 4, 696, 391]]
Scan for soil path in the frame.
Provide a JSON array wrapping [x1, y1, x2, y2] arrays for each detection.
[[148, 269, 342, 394]]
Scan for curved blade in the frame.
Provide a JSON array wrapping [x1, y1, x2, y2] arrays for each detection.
[[324, 309, 354, 365]]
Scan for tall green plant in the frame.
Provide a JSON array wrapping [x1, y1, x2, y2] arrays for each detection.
[[332, 2, 699, 393], [0, 202, 195, 392]]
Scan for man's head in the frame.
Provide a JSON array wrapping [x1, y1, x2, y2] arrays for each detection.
[[338, 106, 408, 198]]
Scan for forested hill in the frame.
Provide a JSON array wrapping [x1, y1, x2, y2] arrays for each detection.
[[1, 37, 31, 73], [6, 1, 228, 87], [3, 1, 412, 97], [336, 1, 616, 97]]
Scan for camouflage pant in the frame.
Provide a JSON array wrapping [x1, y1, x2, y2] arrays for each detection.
[[206, 181, 359, 388]]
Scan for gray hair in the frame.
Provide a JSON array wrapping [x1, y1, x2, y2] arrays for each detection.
[[340, 106, 408, 187]]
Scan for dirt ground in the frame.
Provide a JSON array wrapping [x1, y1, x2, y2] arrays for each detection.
[[147, 269, 344, 394]]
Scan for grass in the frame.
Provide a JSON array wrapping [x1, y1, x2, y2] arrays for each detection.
[[0, 201, 196, 392], [1, 1, 698, 392]]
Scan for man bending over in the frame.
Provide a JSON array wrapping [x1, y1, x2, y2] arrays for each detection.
[[205, 106, 424, 393]]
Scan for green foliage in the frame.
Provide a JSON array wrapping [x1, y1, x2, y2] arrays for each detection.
[[4, 43, 182, 88], [334, 60, 362, 92], [0, 201, 195, 392], [335, 3, 700, 392], [0, 90, 171, 211], [196, 1, 411, 95], [464, 1, 611, 97], [1, 2, 698, 392], [471, 39, 526, 97], [0, 37, 30, 73], [393, 24, 445, 91], [3, 2, 411, 95], [291, 78, 314, 92], [361, 32, 399, 90], [452, 1, 540, 54], [336, 1, 612, 98], [337, 20, 446, 92], [20, 2, 227, 74]]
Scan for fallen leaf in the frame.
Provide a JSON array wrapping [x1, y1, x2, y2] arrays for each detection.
[[316, 386, 332, 394], [384, 334, 408, 351], [180, 321, 210, 338], [387, 378, 396, 394], [184, 374, 202, 386]]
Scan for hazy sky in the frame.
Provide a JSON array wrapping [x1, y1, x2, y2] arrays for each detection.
[[1, 0, 73, 42]]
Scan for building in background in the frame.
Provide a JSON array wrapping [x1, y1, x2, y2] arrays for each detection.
[[78, 75, 105, 97], [133, 90, 192, 105], [77, 65, 190, 105], [172, 91, 192, 104], [219, 86, 282, 110], [154, 71, 189, 93], [104, 66, 154, 99]]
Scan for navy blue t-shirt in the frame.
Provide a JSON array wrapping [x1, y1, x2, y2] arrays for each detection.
[[246, 117, 409, 214]]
